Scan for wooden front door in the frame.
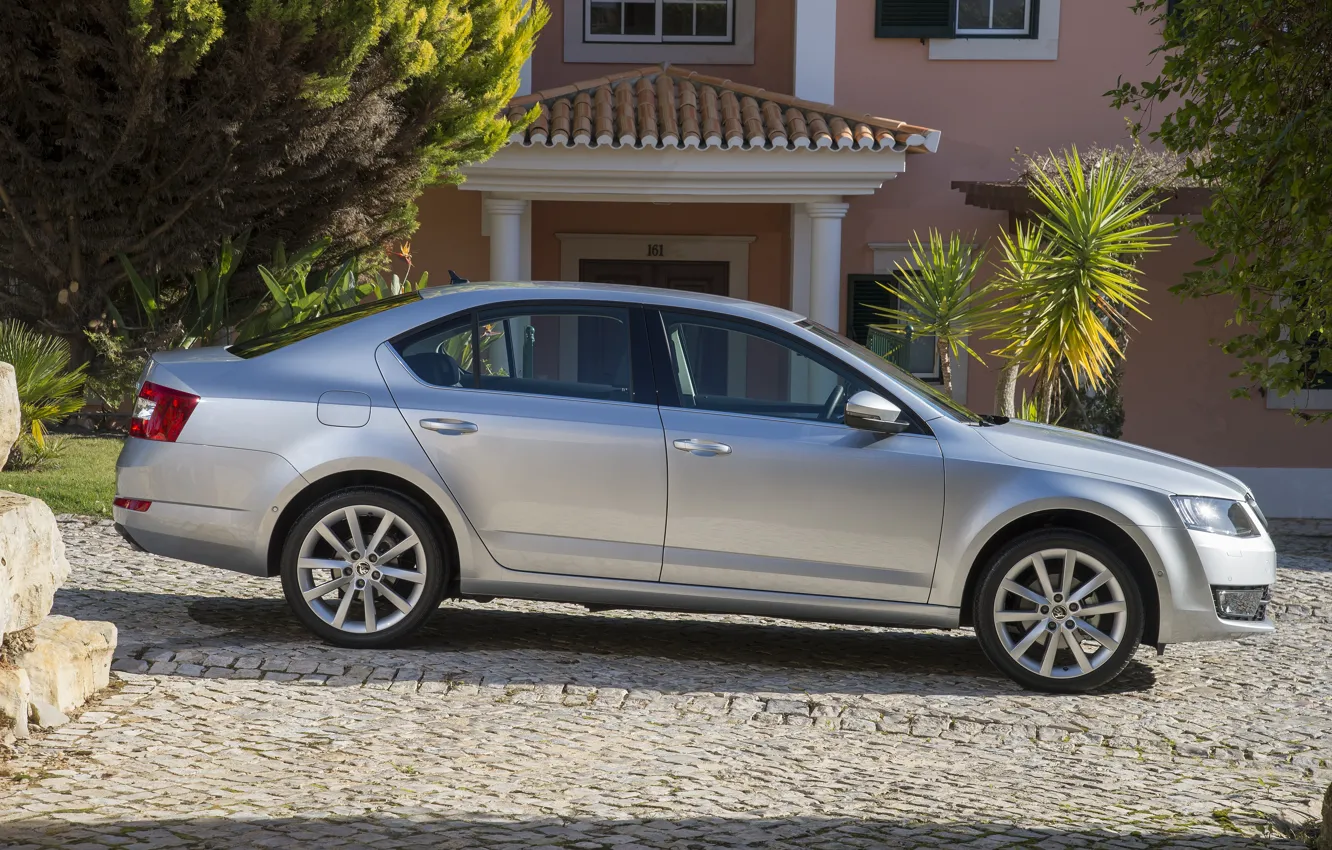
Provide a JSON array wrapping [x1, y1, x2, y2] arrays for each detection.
[[579, 260, 729, 296]]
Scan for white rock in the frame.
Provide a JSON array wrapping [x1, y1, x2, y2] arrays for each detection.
[[0, 492, 70, 641], [0, 665, 31, 739], [0, 362, 17, 471], [14, 615, 117, 714], [28, 695, 69, 728]]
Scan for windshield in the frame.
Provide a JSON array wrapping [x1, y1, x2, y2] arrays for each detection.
[[228, 293, 421, 358], [801, 320, 983, 424]]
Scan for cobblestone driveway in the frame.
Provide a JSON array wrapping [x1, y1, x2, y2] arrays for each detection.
[[1, 520, 1328, 849]]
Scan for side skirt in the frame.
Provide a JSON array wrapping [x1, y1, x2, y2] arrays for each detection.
[[460, 575, 960, 630]]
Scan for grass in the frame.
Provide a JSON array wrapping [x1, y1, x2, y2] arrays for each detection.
[[0, 435, 122, 517]]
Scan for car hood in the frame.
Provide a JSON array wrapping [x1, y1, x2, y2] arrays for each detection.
[[976, 419, 1250, 499]]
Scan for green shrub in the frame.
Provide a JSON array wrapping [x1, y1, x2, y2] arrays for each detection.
[[0, 319, 87, 466]]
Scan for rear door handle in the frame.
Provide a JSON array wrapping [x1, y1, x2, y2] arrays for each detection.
[[420, 418, 478, 435], [673, 438, 731, 456]]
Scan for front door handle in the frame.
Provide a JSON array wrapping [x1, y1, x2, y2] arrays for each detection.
[[673, 438, 731, 456], [420, 418, 479, 435]]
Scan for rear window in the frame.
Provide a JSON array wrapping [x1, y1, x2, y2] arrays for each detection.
[[228, 293, 421, 358]]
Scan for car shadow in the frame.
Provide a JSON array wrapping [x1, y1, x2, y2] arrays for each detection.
[[0, 814, 1306, 850], [55, 586, 1157, 697]]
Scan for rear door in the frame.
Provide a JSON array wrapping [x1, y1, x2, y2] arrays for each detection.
[[377, 303, 667, 582]]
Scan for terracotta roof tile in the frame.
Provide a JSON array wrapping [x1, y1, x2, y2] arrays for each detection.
[[506, 65, 940, 154]]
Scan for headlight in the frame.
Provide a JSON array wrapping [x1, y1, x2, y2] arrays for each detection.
[[1170, 496, 1261, 538]]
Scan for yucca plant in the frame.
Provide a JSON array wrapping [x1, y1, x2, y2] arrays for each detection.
[[0, 319, 87, 452], [869, 229, 994, 396], [991, 147, 1172, 422], [989, 220, 1050, 417]]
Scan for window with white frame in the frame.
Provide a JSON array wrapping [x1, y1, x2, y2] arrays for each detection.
[[586, 0, 734, 43], [956, 0, 1033, 35]]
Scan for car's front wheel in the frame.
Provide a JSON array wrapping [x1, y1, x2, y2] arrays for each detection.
[[280, 488, 447, 648], [973, 530, 1144, 693]]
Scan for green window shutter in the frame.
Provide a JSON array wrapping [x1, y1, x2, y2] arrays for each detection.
[[846, 274, 899, 345], [876, 0, 955, 38]]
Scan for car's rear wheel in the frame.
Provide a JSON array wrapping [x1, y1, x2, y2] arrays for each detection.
[[973, 530, 1144, 693], [280, 488, 447, 648]]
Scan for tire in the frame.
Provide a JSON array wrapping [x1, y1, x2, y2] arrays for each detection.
[[280, 487, 448, 649], [973, 529, 1144, 693]]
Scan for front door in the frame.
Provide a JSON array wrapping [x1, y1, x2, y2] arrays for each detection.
[[378, 303, 667, 582], [580, 259, 729, 296], [653, 309, 946, 603]]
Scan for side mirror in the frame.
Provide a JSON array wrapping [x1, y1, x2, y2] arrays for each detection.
[[845, 391, 909, 435]]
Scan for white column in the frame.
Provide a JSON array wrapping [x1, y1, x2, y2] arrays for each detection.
[[484, 197, 528, 282], [794, 0, 837, 103], [806, 201, 849, 332], [519, 203, 532, 281], [790, 205, 812, 316]]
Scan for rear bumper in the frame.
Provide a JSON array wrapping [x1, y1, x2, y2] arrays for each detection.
[[114, 438, 305, 576], [1140, 524, 1277, 644]]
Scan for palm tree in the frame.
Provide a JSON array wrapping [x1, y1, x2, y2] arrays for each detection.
[[990, 147, 1172, 422], [869, 229, 993, 396], [0, 319, 87, 448]]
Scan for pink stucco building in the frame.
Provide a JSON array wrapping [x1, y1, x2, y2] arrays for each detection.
[[411, 0, 1332, 517]]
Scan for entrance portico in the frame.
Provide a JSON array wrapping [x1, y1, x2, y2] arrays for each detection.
[[461, 65, 939, 331]]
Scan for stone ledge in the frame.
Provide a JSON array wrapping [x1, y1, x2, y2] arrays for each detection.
[[1, 615, 116, 738]]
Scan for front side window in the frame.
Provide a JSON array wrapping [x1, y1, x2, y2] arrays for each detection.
[[476, 306, 635, 403], [660, 312, 870, 424], [956, 0, 1032, 34], [586, 0, 733, 43]]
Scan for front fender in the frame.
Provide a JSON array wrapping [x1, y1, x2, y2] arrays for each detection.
[[929, 451, 1176, 615]]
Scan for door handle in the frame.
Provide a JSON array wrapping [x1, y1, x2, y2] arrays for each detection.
[[673, 438, 731, 456], [420, 418, 479, 435]]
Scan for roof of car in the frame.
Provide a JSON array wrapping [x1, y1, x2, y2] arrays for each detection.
[[419, 280, 806, 325]]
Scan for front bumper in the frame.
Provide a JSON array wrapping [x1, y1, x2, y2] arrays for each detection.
[[1139, 524, 1277, 644]]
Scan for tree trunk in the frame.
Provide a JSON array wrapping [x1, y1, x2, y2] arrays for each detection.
[[995, 358, 1020, 417], [1037, 373, 1057, 424], [938, 339, 953, 397]]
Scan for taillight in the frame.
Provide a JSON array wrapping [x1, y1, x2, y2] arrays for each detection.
[[113, 497, 152, 512], [129, 381, 199, 442]]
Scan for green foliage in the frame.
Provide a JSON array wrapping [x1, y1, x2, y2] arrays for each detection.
[[870, 229, 995, 395], [113, 232, 250, 350], [7, 434, 71, 472], [1109, 0, 1332, 419], [238, 239, 430, 341], [0, 320, 87, 455], [0, 0, 548, 345], [989, 147, 1171, 421], [83, 330, 147, 413]]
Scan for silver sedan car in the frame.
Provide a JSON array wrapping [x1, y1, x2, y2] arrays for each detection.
[[114, 282, 1276, 692]]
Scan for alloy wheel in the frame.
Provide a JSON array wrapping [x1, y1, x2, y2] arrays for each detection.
[[991, 547, 1129, 680], [295, 505, 428, 634]]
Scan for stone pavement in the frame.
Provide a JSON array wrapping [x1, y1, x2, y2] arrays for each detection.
[[0, 519, 1328, 849]]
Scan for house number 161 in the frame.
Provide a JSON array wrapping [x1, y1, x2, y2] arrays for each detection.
[[646, 244, 664, 257]]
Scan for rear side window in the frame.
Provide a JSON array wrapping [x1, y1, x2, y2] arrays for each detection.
[[476, 306, 634, 403], [393, 313, 475, 388], [229, 293, 421, 358]]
